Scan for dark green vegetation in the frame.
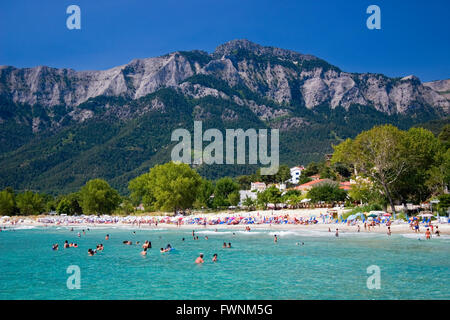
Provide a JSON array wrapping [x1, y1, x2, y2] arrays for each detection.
[[0, 41, 448, 195], [0, 85, 445, 195], [1, 124, 448, 216], [332, 124, 450, 214]]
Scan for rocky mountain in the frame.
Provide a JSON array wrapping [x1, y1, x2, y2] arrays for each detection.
[[424, 79, 450, 100], [0, 40, 448, 194]]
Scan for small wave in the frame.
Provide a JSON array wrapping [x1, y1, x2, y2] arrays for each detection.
[[401, 233, 450, 240], [2, 225, 37, 230]]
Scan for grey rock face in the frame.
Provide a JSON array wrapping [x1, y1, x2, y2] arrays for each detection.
[[0, 40, 448, 121], [423, 79, 450, 100]]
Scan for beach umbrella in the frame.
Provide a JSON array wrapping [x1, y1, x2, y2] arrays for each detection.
[[368, 214, 378, 218], [418, 213, 433, 217], [383, 213, 391, 217]]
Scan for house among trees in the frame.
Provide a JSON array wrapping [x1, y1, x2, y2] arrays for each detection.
[[294, 179, 352, 193], [250, 182, 267, 192], [289, 166, 305, 184]]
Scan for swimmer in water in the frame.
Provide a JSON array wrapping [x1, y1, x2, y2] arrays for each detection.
[[77, 232, 81, 238], [274, 235, 278, 243], [52, 244, 59, 250], [223, 242, 227, 248], [335, 229, 339, 237], [205, 236, 208, 240], [141, 247, 147, 256], [227, 242, 232, 248], [212, 253, 218, 262], [64, 240, 69, 248], [88, 249, 95, 256], [105, 234, 109, 240], [195, 254, 204, 264]]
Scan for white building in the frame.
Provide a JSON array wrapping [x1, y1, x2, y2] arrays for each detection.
[[250, 182, 267, 192], [239, 190, 258, 207], [290, 166, 305, 184]]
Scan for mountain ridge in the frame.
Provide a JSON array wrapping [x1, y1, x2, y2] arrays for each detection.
[[0, 39, 448, 194]]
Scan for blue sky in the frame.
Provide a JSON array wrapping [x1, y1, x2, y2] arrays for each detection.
[[0, 0, 449, 82]]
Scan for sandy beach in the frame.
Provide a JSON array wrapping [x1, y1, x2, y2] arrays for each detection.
[[2, 207, 450, 236]]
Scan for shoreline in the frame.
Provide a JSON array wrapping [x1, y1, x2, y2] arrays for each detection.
[[3, 218, 450, 237], [2, 207, 449, 236]]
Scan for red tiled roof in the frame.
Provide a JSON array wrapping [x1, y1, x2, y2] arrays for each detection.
[[294, 179, 327, 189], [294, 179, 352, 191]]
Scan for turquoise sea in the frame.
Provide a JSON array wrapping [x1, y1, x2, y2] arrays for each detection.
[[0, 226, 449, 300]]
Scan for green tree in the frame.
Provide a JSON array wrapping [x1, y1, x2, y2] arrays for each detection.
[[437, 194, 450, 213], [332, 125, 409, 214], [257, 186, 281, 209], [438, 124, 450, 149], [307, 183, 347, 203], [79, 179, 121, 215], [227, 191, 241, 207], [348, 177, 385, 206], [194, 179, 214, 209], [0, 188, 16, 216], [319, 166, 337, 180], [426, 148, 450, 196], [395, 127, 442, 203], [117, 198, 135, 215], [56, 193, 83, 215], [16, 191, 44, 215], [242, 196, 256, 210], [129, 162, 202, 213], [302, 162, 321, 177], [274, 165, 291, 183], [213, 177, 240, 208], [128, 172, 155, 208], [282, 189, 303, 208]]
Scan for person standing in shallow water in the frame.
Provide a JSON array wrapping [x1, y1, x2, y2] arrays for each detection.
[[274, 235, 278, 243], [425, 228, 431, 240], [335, 229, 339, 237]]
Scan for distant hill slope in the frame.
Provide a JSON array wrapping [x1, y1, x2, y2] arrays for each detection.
[[0, 40, 448, 195]]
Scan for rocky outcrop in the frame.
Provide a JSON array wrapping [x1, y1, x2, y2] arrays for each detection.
[[0, 39, 448, 122]]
